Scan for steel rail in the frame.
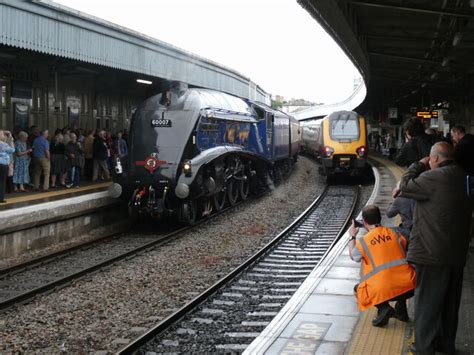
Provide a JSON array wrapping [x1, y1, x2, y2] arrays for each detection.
[[0, 196, 252, 312], [118, 184, 360, 354]]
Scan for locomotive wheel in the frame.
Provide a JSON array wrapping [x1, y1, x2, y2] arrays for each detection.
[[227, 179, 239, 206], [213, 188, 226, 211], [239, 173, 250, 200], [180, 201, 197, 225], [201, 197, 213, 218]]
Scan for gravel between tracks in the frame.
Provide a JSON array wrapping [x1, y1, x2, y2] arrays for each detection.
[[0, 156, 373, 354]]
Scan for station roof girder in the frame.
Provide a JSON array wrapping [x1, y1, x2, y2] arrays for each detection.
[[0, 0, 269, 103], [298, 0, 474, 112]]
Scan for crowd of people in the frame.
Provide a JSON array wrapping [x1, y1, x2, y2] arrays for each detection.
[[368, 131, 397, 158], [368, 120, 465, 164], [349, 118, 473, 354], [0, 126, 129, 203]]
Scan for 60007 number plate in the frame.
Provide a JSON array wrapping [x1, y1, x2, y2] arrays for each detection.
[[151, 119, 172, 127]]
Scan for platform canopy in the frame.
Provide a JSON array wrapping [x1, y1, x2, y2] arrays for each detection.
[[298, 0, 474, 113], [0, 0, 269, 104]]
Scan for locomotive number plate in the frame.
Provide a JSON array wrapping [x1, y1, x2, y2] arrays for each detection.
[[151, 119, 172, 127]]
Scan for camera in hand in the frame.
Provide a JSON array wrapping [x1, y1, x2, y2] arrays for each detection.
[[353, 219, 364, 228]]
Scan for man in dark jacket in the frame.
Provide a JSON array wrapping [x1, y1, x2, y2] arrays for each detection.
[[65, 133, 84, 188], [395, 118, 435, 167], [386, 183, 414, 237], [451, 125, 474, 175], [92, 130, 110, 181], [399, 142, 472, 354]]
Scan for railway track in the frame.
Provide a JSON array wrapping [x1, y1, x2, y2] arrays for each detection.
[[0, 197, 253, 313], [119, 184, 359, 354]]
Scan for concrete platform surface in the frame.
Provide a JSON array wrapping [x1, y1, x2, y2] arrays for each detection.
[[245, 156, 473, 355], [0, 181, 111, 211]]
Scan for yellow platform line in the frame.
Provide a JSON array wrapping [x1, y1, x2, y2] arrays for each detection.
[[370, 155, 406, 181], [3, 181, 112, 205], [349, 308, 408, 355], [348, 155, 411, 355]]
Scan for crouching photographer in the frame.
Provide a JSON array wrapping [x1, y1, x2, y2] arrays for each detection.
[[348, 205, 415, 327]]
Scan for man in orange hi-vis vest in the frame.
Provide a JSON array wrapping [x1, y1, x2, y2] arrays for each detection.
[[348, 205, 416, 327]]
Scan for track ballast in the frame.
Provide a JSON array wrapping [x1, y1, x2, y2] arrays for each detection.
[[120, 184, 359, 354], [0, 196, 253, 312]]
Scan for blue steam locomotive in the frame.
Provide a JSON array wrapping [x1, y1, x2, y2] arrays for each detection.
[[110, 88, 300, 224]]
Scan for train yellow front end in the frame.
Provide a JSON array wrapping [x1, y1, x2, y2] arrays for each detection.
[[320, 111, 368, 177]]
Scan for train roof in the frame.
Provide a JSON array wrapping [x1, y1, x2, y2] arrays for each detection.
[[327, 111, 359, 120], [139, 88, 255, 117], [138, 89, 301, 123], [193, 89, 254, 116], [300, 118, 323, 127]]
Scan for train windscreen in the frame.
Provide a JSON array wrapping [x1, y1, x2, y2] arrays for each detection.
[[330, 114, 359, 141]]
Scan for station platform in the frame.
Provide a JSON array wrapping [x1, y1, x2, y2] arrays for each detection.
[[0, 181, 112, 211], [0, 180, 127, 267], [245, 155, 474, 355]]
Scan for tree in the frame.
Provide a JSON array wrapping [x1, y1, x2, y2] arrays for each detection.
[[271, 99, 283, 109]]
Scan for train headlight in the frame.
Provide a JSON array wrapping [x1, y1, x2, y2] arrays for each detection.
[[323, 146, 334, 157], [356, 146, 367, 157], [183, 160, 192, 176]]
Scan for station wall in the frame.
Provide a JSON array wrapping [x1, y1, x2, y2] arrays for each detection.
[[0, 67, 147, 134]]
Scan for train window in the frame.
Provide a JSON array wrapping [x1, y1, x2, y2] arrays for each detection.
[[253, 106, 265, 120], [330, 116, 359, 141]]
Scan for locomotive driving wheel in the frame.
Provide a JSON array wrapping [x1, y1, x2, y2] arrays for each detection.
[[239, 165, 250, 200], [225, 156, 241, 206], [227, 178, 239, 205], [201, 197, 213, 218], [213, 188, 226, 211]]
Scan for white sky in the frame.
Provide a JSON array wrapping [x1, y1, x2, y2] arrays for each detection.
[[54, 0, 361, 104]]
